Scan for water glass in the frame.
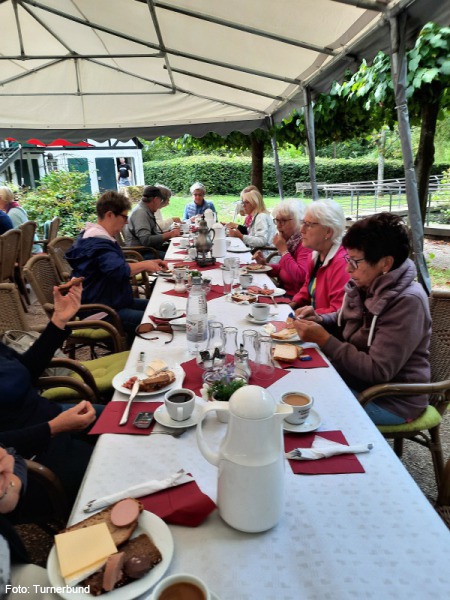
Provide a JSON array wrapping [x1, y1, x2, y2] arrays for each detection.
[[208, 321, 224, 352], [222, 268, 234, 294], [255, 335, 275, 380], [242, 329, 258, 362], [224, 257, 240, 283], [223, 326, 238, 363]]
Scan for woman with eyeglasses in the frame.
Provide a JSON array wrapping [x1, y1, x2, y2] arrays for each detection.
[[290, 199, 350, 314], [226, 188, 275, 252], [292, 213, 431, 425], [252, 199, 312, 297]]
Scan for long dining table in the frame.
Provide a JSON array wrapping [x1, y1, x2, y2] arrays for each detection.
[[69, 237, 450, 599]]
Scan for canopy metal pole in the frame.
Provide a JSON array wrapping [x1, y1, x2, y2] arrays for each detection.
[[389, 15, 431, 294], [303, 88, 319, 200], [269, 119, 284, 200]]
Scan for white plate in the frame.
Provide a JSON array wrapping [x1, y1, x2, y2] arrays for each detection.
[[112, 365, 183, 397], [283, 409, 322, 433], [228, 247, 251, 253], [155, 309, 185, 320], [154, 403, 203, 429], [247, 287, 286, 297], [46, 511, 174, 600], [170, 317, 187, 329], [244, 265, 272, 273], [269, 330, 301, 343]]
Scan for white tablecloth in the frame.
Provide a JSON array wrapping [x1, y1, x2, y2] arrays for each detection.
[[70, 239, 450, 599]]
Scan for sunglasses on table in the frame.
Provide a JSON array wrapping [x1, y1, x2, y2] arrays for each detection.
[[135, 322, 174, 344]]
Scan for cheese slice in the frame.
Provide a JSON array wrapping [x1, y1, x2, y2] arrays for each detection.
[[146, 359, 168, 376], [55, 523, 117, 586]]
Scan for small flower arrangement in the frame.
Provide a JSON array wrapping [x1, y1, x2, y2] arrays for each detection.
[[201, 366, 247, 402]]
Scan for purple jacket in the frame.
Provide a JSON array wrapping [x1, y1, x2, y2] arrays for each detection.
[[321, 259, 431, 420]]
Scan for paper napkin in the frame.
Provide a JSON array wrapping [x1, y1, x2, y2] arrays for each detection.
[[88, 401, 163, 436], [83, 469, 192, 512], [286, 436, 373, 460], [284, 430, 367, 475]]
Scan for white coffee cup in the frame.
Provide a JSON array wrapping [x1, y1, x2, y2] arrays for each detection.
[[159, 301, 177, 318], [251, 303, 270, 321], [164, 388, 195, 421], [281, 392, 314, 425], [239, 273, 253, 289], [151, 573, 210, 600]]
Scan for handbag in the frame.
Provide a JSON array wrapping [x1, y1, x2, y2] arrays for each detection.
[[2, 330, 71, 377]]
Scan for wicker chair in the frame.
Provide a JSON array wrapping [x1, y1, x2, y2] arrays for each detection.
[[23, 254, 127, 358], [0, 282, 129, 403], [47, 235, 74, 281], [14, 220, 37, 306], [359, 290, 450, 488], [435, 458, 450, 529], [35, 216, 60, 252], [0, 228, 21, 284]]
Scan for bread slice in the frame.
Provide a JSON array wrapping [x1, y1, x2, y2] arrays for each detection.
[[64, 500, 144, 547], [139, 370, 176, 392], [270, 328, 297, 340], [83, 534, 163, 596], [273, 343, 301, 362], [231, 292, 257, 303]]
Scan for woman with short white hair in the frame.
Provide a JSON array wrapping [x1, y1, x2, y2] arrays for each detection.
[[291, 199, 350, 314], [183, 182, 217, 221], [253, 199, 312, 297], [227, 188, 275, 251]]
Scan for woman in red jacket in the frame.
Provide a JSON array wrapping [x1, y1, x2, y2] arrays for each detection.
[[291, 199, 350, 315]]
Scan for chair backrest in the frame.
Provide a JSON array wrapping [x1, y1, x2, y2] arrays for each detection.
[[0, 283, 29, 334], [18, 220, 37, 267], [429, 290, 450, 383], [23, 254, 60, 317], [0, 228, 22, 282], [47, 236, 74, 281], [44, 216, 60, 242]]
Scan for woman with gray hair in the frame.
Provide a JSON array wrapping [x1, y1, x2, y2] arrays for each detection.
[[291, 199, 350, 314], [252, 199, 312, 297], [183, 182, 217, 221]]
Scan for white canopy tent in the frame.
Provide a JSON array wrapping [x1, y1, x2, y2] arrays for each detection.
[[0, 0, 448, 142]]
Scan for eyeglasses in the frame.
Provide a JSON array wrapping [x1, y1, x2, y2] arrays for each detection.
[[300, 220, 320, 229], [242, 201, 252, 206], [135, 322, 174, 344], [344, 254, 366, 270], [273, 218, 293, 225], [116, 213, 129, 222]]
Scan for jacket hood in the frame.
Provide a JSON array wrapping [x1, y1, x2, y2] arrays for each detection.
[[66, 235, 120, 263]]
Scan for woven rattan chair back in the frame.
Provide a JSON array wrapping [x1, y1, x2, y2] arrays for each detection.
[[0, 283, 29, 334], [23, 254, 60, 319], [18, 221, 37, 267], [47, 236, 74, 281], [0, 228, 21, 283], [429, 290, 450, 386]]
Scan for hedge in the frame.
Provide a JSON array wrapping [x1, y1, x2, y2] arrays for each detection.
[[144, 156, 450, 196]]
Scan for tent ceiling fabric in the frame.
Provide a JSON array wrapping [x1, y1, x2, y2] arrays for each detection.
[[0, 0, 448, 143]]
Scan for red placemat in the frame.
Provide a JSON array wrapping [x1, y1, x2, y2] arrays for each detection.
[[89, 401, 163, 435], [163, 284, 235, 301], [180, 357, 289, 397], [174, 250, 188, 255], [284, 430, 365, 475], [256, 296, 292, 305], [139, 479, 216, 527], [276, 347, 329, 369]]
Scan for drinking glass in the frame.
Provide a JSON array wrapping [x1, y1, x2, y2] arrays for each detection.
[[208, 321, 224, 352], [224, 257, 240, 287], [255, 335, 275, 380], [242, 329, 258, 362], [221, 268, 234, 295], [223, 326, 238, 363]]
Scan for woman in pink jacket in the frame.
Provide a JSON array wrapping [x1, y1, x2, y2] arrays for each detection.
[[291, 199, 350, 315], [253, 199, 312, 298]]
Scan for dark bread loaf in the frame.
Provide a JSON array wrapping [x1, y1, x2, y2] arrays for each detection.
[[139, 370, 176, 392], [64, 499, 143, 547], [83, 534, 163, 596]]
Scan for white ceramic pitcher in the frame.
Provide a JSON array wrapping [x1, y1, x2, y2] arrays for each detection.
[[196, 385, 293, 532], [211, 222, 227, 258]]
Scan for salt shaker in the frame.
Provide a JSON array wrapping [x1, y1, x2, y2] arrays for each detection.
[[233, 344, 251, 382], [136, 351, 145, 373]]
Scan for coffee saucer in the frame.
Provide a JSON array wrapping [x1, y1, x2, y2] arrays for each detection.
[[245, 313, 270, 325], [154, 403, 202, 429], [283, 409, 321, 433]]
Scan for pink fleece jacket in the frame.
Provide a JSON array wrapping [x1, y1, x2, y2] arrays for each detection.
[[291, 244, 350, 314], [269, 242, 312, 298]]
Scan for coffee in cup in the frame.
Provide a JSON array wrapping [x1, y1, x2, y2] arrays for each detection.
[[165, 388, 195, 421], [251, 303, 270, 321], [281, 392, 313, 425], [152, 573, 209, 600]]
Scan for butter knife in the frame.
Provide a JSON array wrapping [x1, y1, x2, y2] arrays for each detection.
[[119, 378, 140, 426]]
